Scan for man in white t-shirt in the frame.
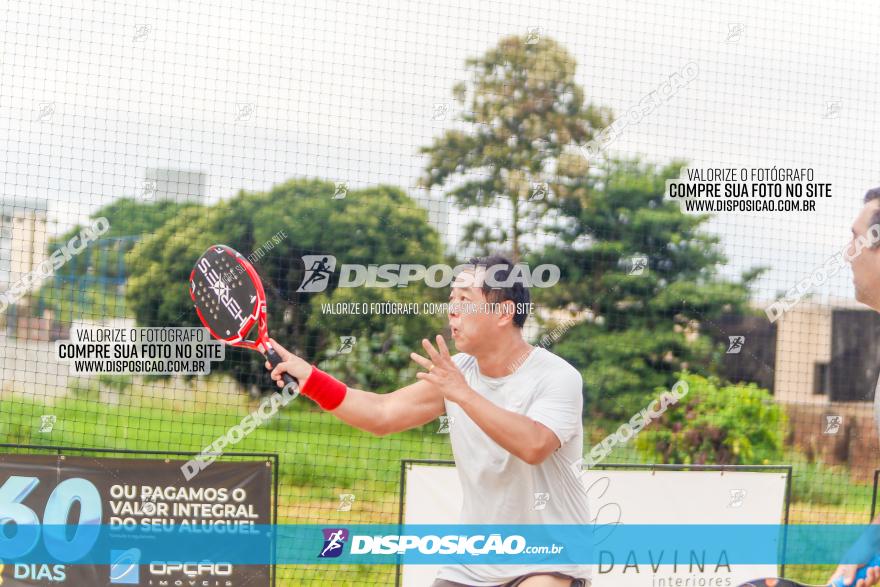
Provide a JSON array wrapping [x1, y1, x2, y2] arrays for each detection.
[[267, 255, 591, 587]]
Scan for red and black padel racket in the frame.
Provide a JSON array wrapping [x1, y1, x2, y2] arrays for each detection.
[[189, 244, 298, 396]]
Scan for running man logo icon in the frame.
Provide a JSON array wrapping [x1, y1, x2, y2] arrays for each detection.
[[333, 182, 348, 199], [726, 336, 745, 354], [728, 489, 746, 508], [337, 494, 356, 512], [533, 492, 550, 510], [319, 528, 349, 558], [437, 415, 454, 434], [824, 415, 842, 435], [297, 255, 337, 293], [39, 415, 56, 433], [336, 336, 356, 354], [629, 256, 648, 275]]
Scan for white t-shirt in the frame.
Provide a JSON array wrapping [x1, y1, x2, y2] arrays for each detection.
[[435, 347, 592, 586]]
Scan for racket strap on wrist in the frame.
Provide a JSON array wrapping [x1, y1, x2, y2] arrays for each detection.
[[300, 367, 347, 410]]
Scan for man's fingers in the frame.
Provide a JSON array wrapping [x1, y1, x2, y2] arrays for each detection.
[[416, 371, 439, 384], [271, 364, 287, 380], [410, 352, 433, 370], [269, 338, 292, 360], [436, 335, 451, 360], [422, 338, 441, 362]]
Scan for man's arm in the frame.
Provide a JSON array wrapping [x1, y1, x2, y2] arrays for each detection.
[[332, 381, 446, 436], [266, 338, 445, 436], [457, 392, 560, 465]]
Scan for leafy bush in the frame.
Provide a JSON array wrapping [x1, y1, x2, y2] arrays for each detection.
[[635, 373, 786, 465]]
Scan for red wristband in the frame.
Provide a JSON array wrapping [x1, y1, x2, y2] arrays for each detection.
[[300, 367, 347, 410]]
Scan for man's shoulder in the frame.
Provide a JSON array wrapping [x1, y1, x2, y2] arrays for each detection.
[[530, 348, 582, 384], [451, 352, 476, 371]]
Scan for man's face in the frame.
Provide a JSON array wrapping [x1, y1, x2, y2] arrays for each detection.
[[849, 200, 880, 309], [447, 268, 508, 354]]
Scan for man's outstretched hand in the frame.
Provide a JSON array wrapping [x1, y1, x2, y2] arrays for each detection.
[[410, 335, 474, 406], [829, 562, 880, 586]]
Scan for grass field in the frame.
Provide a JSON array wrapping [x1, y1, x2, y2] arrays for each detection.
[[0, 375, 875, 585]]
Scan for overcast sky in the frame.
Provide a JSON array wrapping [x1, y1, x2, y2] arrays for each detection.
[[2, 0, 878, 301]]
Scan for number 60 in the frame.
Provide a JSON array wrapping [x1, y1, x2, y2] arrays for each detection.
[[0, 476, 102, 562]]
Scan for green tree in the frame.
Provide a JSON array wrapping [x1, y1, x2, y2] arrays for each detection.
[[126, 178, 446, 394], [420, 35, 611, 260], [543, 158, 760, 418]]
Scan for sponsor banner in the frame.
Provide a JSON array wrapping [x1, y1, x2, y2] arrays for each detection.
[[0, 453, 271, 586], [401, 464, 789, 586]]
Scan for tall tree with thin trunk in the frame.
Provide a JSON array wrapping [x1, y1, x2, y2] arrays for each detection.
[[420, 34, 611, 260]]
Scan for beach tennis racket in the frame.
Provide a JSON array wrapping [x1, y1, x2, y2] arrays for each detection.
[[739, 556, 880, 587], [190, 244, 298, 395]]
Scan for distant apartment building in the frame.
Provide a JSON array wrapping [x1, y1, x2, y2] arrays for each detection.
[[144, 168, 206, 204], [0, 197, 49, 290]]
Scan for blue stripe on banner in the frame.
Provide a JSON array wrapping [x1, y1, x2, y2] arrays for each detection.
[[3, 524, 880, 565]]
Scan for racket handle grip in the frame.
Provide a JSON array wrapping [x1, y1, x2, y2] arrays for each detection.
[[265, 347, 299, 391], [831, 554, 880, 586]]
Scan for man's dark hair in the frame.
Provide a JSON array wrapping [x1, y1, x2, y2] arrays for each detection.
[[864, 188, 880, 248], [466, 255, 531, 328]]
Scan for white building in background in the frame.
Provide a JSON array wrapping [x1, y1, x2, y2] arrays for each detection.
[[0, 197, 49, 289], [144, 168, 206, 204]]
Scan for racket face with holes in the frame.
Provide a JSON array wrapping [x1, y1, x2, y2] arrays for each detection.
[[190, 244, 266, 351]]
